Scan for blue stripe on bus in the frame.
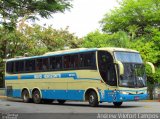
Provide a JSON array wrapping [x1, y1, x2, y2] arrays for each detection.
[[21, 75, 35, 79], [5, 76, 18, 80], [5, 73, 100, 80]]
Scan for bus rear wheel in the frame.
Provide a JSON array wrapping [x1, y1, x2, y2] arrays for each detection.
[[32, 90, 42, 104], [57, 100, 66, 104], [22, 90, 30, 103], [113, 102, 123, 107], [88, 91, 99, 107]]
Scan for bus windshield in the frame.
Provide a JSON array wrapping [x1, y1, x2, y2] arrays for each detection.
[[114, 52, 143, 63], [114, 51, 146, 88]]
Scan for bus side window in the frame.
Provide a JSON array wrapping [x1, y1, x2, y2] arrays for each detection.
[[56, 57, 62, 70], [50, 57, 56, 70], [42, 58, 49, 71], [79, 54, 84, 68], [25, 60, 35, 72], [50, 56, 62, 70], [6, 62, 14, 73], [15, 61, 24, 73], [36, 59, 43, 71], [79, 52, 96, 69], [64, 54, 78, 69], [64, 55, 70, 69], [71, 54, 78, 69]]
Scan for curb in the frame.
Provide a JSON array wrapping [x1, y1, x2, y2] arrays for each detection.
[[0, 95, 7, 99], [140, 100, 159, 102]]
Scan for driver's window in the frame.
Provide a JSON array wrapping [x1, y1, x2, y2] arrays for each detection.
[[98, 51, 117, 86]]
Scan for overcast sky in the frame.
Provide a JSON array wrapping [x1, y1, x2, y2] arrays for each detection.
[[37, 0, 119, 37]]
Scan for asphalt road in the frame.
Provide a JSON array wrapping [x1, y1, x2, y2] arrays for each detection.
[[0, 98, 160, 114]]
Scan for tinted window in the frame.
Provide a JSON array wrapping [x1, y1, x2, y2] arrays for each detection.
[[35, 58, 49, 71], [6, 62, 14, 73], [64, 54, 78, 69], [50, 56, 62, 70], [79, 52, 96, 68], [25, 59, 35, 72], [98, 51, 117, 86], [6, 51, 97, 74], [15, 61, 24, 73]]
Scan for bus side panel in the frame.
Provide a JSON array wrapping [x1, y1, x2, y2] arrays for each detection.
[[41, 89, 85, 101], [6, 87, 21, 98], [41, 90, 68, 100], [99, 90, 116, 102], [67, 90, 85, 100]]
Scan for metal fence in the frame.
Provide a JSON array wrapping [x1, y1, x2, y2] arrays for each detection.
[[0, 88, 5, 96]]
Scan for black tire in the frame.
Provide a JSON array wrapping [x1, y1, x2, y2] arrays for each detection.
[[22, 90, 31, 103], [32, 90, 42, 104], [113, 102, 123, 107], [88, 91, 99, 107], [57, 100, 66, 104]]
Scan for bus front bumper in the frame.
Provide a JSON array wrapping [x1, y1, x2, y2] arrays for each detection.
[[100, 90, 148, 102], [116, 93, 148, 102]]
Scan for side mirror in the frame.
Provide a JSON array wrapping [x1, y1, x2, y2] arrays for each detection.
[[146, 62, 155, 74], [115, 60, 124, 75]]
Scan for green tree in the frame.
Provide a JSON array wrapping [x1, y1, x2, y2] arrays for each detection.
[[23, 25, 82, 51], [82, 0, 160, 99], [82, 30, 130, 48], [0, 0, 72, 30], [101, 0, 160, 35], [0, 24, 82, 87], [0, 0, 73, 87], [82, 30, 110, 48]]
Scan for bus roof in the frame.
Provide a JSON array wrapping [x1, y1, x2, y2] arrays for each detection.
[[6, 47, 139, 62]]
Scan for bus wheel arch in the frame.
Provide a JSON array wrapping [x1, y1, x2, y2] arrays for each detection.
[[84, 88, 100, 107], [21, 88, 31, 103], [32, 88, 42, 104]]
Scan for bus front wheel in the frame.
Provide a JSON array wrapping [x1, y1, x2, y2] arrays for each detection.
[[113, 102, 123, 107], [57, 100, 66, 104], [22, 90, 31, 103], [88, 91, 99, 107], [32, 90, 42, 104]]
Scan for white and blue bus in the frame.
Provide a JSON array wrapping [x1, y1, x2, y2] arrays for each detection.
[[5, 48, 155, 107]]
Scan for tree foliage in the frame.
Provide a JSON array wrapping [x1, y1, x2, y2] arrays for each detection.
[[82, 0, 160, 84], [0, 24, 82, 87], [0, 0, 72, 30], [82, 30, 130, 48], [0, 0, 73, 87], [101, 0, 160, 35]]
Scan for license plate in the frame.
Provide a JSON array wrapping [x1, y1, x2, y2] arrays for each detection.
[[134, 96, 139, 101]]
